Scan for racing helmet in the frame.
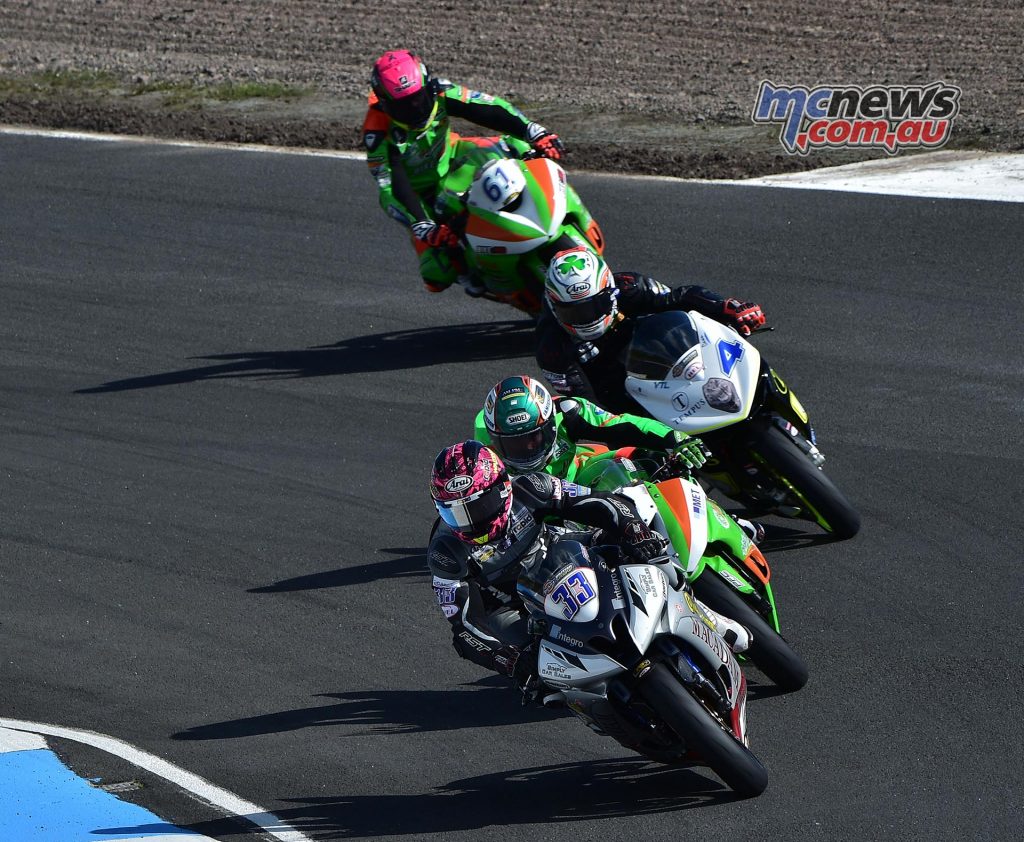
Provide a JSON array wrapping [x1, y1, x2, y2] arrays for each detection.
[[483, 375, 558, 472], [370, 50, 437, 129], [430, 441, 513, 544], [544, 246, 618, 340]]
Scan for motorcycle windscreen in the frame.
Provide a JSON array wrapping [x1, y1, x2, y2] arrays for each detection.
[[625, 311, 702, 380], [518, 539, 598, 619]]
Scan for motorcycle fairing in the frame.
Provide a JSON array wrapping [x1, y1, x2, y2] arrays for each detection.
[[625, 312, 762, 435], [465, 158, 567, 254]]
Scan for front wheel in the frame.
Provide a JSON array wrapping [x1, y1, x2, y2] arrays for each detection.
[[637, 663, 768, 798], [692, 570, 809, 692], [749, 423, 861, 539]]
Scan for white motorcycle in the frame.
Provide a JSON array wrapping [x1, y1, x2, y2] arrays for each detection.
[[518, 538, 769, 797], [623, 310, 860, 538]]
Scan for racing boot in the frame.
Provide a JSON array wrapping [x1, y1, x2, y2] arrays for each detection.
[[457, 274, 487, 298], [695, 599, 751, 654]]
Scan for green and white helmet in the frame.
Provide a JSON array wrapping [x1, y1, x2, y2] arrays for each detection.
[[483, 375, 558, 472]]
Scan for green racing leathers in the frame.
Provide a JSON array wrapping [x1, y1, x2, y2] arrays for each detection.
[[473, 394, 691, 482]]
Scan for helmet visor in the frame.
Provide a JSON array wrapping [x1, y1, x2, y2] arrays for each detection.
[[494, 422, 557, 470], [550, 288, 616, 329], [435, 481, 510, 538], [384, 87, 435, 127]]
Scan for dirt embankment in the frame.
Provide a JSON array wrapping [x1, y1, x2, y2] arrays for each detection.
[[1, 1, 1021, 177]]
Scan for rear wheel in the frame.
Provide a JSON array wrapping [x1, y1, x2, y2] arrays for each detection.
[[692, 570, 809, 692], [637, 663, 768, 798], [749, 423, 861, 539]]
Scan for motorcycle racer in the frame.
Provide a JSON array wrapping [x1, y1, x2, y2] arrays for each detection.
[[473, 374, 708, 477], [535, 246, 767, 415], [363, 50, 565, 293], [474, 374, 765, 543], [427, 441, 749, 695]]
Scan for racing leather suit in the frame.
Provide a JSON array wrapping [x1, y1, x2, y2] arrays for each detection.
[[472, 395, 686, 480], [362, 79, 549, 290], [426, 472, 649, 676], [535, 272, 748, 415]]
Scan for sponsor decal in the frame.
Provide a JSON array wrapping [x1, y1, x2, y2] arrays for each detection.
[[671, 392, 689, 412], [654, 380, 670, 390], [473, 544, 496, 563], [505, 411, 531, 426], [690, 487, 703, 516], [443, 474, 473, 494], [433, 584, 458, 605], [560, 480, 589, 498], [458, 631, 490, 652], [684, 361, 704, 380], [542, 368, 568, 390], [636, 567, 659, 596], [672, 349, 700, 378], [719, 569, 748, 590], [527, 473, 549, 492], [557, 631, 585, 648], [690, 616, 731, 664], [610, 498, 633, 518], [710, 500, 732, 529], [567, 281, 591, 298], [753, 79, 962, 155], [671, 399, 708, 425], [610, 569, 625, 605]]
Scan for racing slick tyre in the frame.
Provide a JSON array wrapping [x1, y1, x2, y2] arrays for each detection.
[[637, 663, 768, 798], [692, 569, 809, 693], [749, 423, 861, 539]]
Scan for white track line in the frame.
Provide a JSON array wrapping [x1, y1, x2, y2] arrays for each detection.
[[0, 720, 313, 842], [4, 124, 1022, 197], [0, 124, 363, 159]]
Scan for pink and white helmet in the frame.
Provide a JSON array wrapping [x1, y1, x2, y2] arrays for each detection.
[[370, 50, 437, 129], [430, 441, 513, 544]]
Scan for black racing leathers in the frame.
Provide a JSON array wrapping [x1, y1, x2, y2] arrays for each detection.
[[427, 472, 645, 676], [535, 271, 739, 415]]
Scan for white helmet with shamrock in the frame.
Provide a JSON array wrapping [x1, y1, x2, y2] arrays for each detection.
[[544, 246, 618, 340]]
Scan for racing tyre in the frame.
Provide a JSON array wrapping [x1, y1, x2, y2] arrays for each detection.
[[638, 663, 768, 798], [750, 423, 861, 539], [693, 570, 809, 692]]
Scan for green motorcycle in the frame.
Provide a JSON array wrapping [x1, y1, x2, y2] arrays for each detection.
[[433, 137, 605, 316], [573, 445, 809, 692]]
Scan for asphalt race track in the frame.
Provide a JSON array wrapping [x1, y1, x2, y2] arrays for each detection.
[[2, 133, 1022, 841]]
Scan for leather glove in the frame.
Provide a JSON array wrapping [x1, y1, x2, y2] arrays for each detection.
[[721, 299, 766, 336], [670, 435, 709, 471], [411, 220, 459, 248], [532, 132, 565, 160], [495, 642, 538, 696], [620, 520, 669, 562]]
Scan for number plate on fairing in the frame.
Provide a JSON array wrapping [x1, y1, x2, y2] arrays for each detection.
[[544, 566, 600, 623]]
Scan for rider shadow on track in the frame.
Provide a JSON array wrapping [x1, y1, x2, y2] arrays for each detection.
[[75, 319, 535, 394], [248, 547, 426, 594], [145, 758, 733, 839], [171, 676, 560, 742]]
